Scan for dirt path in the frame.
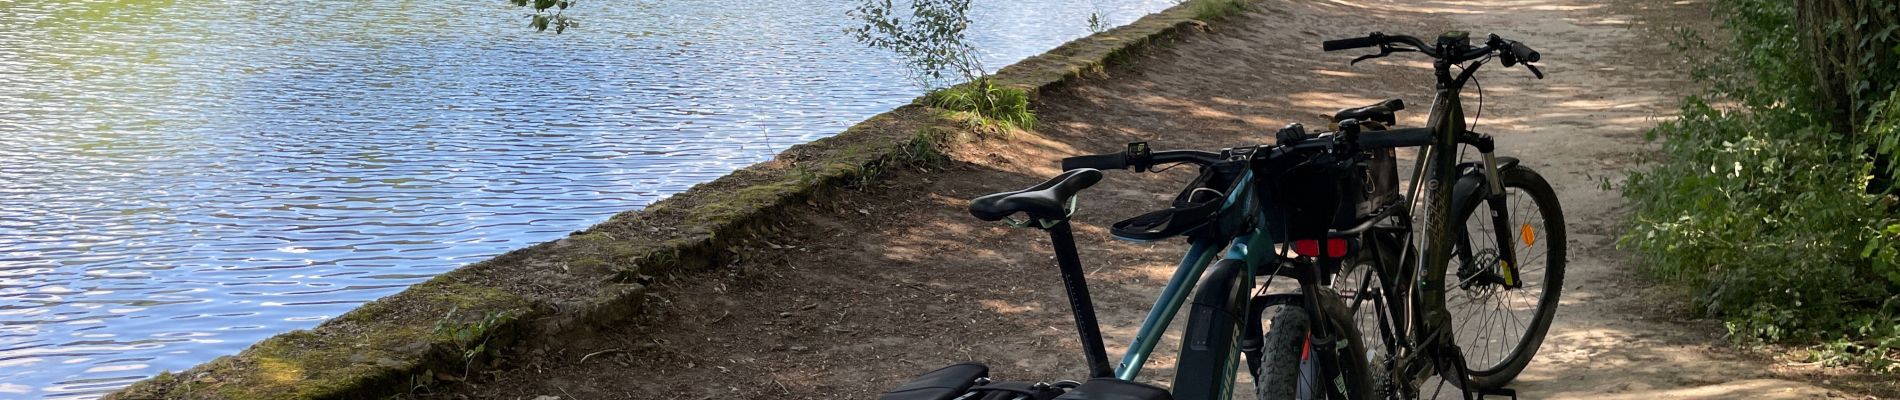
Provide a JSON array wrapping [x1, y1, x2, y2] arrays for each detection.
[[437, 1, 1878, 399]]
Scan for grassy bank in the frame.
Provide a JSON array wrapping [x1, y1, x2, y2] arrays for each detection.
[[1621, 0, 1900, 372]]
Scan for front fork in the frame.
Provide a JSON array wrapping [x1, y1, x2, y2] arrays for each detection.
[[1476, 152, 1522, 289], [1400, 137, 1526, 396]]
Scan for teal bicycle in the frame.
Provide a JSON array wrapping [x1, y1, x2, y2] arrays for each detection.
[[878, 31, 1564, 400]]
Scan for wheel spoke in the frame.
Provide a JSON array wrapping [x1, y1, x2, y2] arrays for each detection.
[[1435, 177, 1563, 376]]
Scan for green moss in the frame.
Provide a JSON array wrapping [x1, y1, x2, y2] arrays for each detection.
[[567, 231, 614, 243], [563, 231, 647, 271], [112, 279, 531, 399], [684, 180, 804, 228], [1188, 0, 1250, 21], [1103, 39, 1150, 67]]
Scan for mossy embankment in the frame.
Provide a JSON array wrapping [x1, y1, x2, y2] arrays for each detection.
[[106, 2, 1221, 399]]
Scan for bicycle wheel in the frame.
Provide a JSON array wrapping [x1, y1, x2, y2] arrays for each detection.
[[1438, 165, 1566, 389], [1332, 228, 1405, 375], [1255, 292, 1374, 400]]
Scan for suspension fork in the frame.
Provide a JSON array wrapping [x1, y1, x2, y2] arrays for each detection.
[[1468, 135, 1522, 289], [1480, 155, 1522, 288]]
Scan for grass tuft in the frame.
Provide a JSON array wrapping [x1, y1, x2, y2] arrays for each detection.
[[924, 78, 1037, 130], [1187, 0, 1250, 21]]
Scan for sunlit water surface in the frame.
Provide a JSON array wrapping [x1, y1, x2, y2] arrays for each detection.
[[0, 0, 1174, 397]]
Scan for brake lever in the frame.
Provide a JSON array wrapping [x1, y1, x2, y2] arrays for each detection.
[[1350, 53, 1382, 65], [1350, 45, 1416, 65], [1524, 63, 1545, 79]]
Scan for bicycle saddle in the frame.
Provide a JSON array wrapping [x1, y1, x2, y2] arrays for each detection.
[[969, 168, 1103, 222], [1332, 98, 1405, 125]]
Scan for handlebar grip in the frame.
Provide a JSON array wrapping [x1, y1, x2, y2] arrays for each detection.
[[1508, 41, 1540, 63], [1357, 128, 1435, 149], [1323, 35, 1382, 52], [1061, 153, 1127, 171]]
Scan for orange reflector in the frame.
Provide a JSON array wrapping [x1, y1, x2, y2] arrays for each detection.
[[1521, 223, 1537, 246], [1293, 239, 1350, 258]]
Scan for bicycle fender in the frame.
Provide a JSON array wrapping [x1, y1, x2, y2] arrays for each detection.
[[1451, 157, 1519, 208], [1174, 259, 1251, 400]]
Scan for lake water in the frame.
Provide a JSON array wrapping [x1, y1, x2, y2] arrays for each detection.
[[0, 0, 1175, 397]]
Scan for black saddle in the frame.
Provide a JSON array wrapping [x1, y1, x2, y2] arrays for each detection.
[[1332, 98, 1405, 126], [969, 169, 1103, 222]]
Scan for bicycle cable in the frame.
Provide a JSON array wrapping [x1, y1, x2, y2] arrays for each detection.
[[1469, 60, 1485, 134], [1148, 161, 1191, 174], [1451, 60, 1487, 163]]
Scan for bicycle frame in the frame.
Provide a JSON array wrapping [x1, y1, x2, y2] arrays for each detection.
[[1108, 168, 1362, 399], [1354, 36, 1528, 392], [1107, 166, 1277, 400], [1101, 34, 1530, 400]]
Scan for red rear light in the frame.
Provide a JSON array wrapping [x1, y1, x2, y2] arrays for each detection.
[[1292, 239, 1349, 258]]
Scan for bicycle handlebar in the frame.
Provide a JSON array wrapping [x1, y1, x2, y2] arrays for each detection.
[[1505, 40, 1539, 63], [1061, 153, 1129, 171], [1320, 35, 1385, 52], [1355, 127, 1434, 149], [1060, 150, 1224, 171], [1060, 128, 1431, 174], [1323, 31, 1543, 78], [1321, 32, 1433, 56]]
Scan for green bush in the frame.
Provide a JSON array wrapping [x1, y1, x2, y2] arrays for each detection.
[[1621, 0, 1900, 370], [848, 0, 1040, 130], [925, 78, 1036, 129]]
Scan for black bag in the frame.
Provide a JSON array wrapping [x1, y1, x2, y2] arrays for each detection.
[[878, 363, 988, 400], [1263, 150, 1359, 241], [1053, 379, 1172, 400], [879, 364, 1174, 400], [961, 381, 1066, 400], [1358, 146, 1401, 217]]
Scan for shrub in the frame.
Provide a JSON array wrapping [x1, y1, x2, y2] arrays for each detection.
[[847, 0, 986, 89], [1621, 0, 1900, 370]]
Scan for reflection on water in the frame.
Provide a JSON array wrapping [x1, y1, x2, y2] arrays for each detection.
[[0, 0, 1173, 397]]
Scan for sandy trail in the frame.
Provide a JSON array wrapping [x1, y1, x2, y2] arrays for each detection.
[[438, 1, 1876, 399]]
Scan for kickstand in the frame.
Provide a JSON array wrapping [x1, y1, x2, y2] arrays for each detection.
[[1443, 345, 1518, 400]]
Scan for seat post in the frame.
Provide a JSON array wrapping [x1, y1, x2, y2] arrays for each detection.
[[1042, 219, 1115, 379]]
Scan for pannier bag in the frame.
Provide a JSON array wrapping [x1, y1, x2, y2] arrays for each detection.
[[1359, 146, 1400, 217], [878, 363, 1173, 400], [1264, 144, 1401, 242]]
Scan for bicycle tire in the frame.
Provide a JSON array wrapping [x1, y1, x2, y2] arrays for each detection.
[[1432, 165, 1566, 389], [1255, 292, 1374, 400], [1330, 261, 1391, 381]]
